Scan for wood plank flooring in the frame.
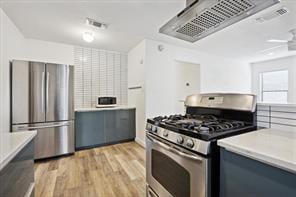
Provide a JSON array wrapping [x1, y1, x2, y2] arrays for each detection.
[[34, 142, 146, 197]]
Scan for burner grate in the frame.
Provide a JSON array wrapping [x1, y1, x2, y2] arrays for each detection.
[[157, 114, 246, 134]]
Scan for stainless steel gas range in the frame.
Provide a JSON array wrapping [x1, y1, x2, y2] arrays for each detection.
[[146, 93, 257, 197]]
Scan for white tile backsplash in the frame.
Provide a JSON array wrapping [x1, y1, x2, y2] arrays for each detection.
[[74, 46, 127, 108]]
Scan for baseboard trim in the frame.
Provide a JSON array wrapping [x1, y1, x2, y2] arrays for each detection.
[[75, 138, 135, 151], [135, 137, 145, 148]]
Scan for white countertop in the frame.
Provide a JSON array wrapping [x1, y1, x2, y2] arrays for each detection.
[[75, 105, 136, 112], [218, 128, 296, 173], [0, 130, 37, 171]]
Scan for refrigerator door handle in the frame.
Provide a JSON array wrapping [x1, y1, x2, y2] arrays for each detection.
[[41, 71, 45, 112], [17, 123, 70, 130], [46, 72, 50, 112]]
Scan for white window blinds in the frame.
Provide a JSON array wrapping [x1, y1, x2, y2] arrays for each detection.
[[74, 46, 127, 108]]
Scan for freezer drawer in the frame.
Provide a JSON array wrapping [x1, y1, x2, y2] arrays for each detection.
[[14, 121, 74, 159]]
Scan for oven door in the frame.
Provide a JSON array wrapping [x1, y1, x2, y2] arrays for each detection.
[[146, 132, 209, 197]]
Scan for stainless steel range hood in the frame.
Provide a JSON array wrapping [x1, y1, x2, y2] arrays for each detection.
[[159, 0, 280, 42]]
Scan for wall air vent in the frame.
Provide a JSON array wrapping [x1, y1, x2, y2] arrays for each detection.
[[86, 18, 108, 29], [255, 7, 289, 23]]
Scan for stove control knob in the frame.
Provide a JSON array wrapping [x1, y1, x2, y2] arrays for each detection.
[[151, 126, 158, 133], [163, 130, 169, 137], [177, 136, 184, 144], [146, 124, 152, 131], [186, 139, 194, 148]]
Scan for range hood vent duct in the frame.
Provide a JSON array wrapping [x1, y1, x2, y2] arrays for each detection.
[[159, 0, 280, 42]]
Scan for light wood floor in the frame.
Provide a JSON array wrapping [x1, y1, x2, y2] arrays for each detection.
[[35, 142, 146, 197]]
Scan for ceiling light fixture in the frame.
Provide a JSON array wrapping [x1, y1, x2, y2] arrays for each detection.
[[267, 52, 274, 56], [82, 31, 94, 43]]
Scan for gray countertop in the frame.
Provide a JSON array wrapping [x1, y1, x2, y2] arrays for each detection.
[[0, 130, 37, 171]]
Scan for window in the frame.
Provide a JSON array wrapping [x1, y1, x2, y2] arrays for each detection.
[[259, 70, 288, 103]]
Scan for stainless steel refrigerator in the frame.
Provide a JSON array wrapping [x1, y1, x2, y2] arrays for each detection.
[[11, 60, 74, 159]]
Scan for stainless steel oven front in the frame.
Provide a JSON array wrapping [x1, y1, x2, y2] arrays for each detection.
[[146, 132, 210, 197]]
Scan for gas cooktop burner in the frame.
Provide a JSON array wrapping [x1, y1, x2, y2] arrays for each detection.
[[147, 114, 255, 141], [153, 114, 246, 134]]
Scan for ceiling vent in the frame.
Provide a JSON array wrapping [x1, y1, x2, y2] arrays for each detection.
[[255, 7, 289, 23], [86, 18, 108, 29]]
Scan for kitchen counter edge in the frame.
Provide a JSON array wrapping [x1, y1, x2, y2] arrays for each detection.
[[75, 106, 136, 112], [0, 130, 37, 171], [218, 128, 296, 174]]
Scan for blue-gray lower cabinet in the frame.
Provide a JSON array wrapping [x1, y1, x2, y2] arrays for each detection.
[[75, 109, 136, 149], [0, 140, 35, 197], [75, 111, 105, 148], [220, 148, 296, 197]]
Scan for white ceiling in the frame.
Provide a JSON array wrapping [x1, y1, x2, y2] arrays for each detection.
[[1, 0, 296, 62]]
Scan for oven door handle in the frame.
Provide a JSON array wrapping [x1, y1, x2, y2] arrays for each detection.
[[146, 133, 203, 162]]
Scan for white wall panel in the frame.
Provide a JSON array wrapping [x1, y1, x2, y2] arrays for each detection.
[[271, 106, 296, 113], [271, 111, 296, 120], [271, 117, 296, 127], [258, 122, 270, 128], [74, 46, 127, 108], [257, 104, 296, 131], [257, 116, 269, 122], [271, 123, 296, 131], [257, 105, 269, 111], [257, 110, 269, 116]]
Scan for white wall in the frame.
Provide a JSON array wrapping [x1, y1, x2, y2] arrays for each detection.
[[145, 39, 251, 118], [128, 39, 252, 145], [26, 39, 74, 65], [0, 8, 74, 134], [200, 59, 251, 93], [128, 40, 146, 146], [0, 8, 27, 134], [175, 61, 200, 114], [251, 56, 296, 103]]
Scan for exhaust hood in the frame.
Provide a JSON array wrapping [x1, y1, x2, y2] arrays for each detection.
[[159, 0, 280, 42]]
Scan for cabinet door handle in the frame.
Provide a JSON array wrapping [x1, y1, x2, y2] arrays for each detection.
[[17, 123, 70, 130], [46, 72, 50, 112], [41, 71, 45, 112], [128, 86, 142, 90], [146, 133, 203, 162]]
